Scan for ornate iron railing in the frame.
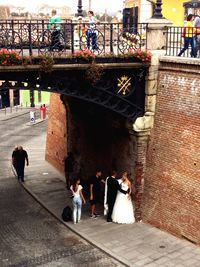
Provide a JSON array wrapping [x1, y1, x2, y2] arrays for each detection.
[[0, 20, 147, 56], [166, 26, 199, 58]]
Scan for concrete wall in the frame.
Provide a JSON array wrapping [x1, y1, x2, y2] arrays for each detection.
[[142, 57, 200, 244]]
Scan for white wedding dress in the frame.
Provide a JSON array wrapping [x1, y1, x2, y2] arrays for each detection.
[[111, 182, 135, 224]]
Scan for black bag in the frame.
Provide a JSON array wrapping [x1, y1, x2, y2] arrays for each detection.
[[62, 206, 72, 222]]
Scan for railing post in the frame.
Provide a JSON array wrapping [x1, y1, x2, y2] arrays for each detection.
[[11, 20, 14, 48], [110, 24, 113, 54], [71, 23, 74, 54], [42, 20, 45, 42], [28, 23, 33, 56]]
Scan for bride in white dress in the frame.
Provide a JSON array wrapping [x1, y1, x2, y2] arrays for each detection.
[[111, 172, 135, 224]]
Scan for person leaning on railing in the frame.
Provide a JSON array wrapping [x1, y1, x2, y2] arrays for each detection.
[[178, 14, 196, 58], [48, 9, 63, 51], [86, 11, 98, 50]]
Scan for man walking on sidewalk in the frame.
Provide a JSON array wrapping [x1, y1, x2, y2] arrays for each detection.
[[15, 146, 29, 182]]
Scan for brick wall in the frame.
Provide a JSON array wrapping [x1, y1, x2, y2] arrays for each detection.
[[45, 93, 67, 172], [142, 58, 200, 244]]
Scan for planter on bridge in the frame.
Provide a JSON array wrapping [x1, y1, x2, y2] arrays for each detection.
[[53, 57, 78, 64]]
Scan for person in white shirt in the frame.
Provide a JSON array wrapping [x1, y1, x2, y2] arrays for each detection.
[[70, 178, 86, 224], [86, 10, 98, 50]]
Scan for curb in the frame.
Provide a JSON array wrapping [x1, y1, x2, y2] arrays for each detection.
[[21, 183, 130, 267], [26, 118, 47, 126]]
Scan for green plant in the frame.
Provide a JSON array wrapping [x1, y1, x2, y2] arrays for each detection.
[[73, 49, 95, 62], [85, 62, 104, 85], [39, 54, 54, 72], [0, 49, 22, 66]]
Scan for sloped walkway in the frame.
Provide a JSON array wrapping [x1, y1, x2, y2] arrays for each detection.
[[22, 165, 200, 267]]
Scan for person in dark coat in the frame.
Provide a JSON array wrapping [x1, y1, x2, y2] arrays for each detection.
[[15, 146, 29, 182], [89, 169, 104, 218], [105, 170, 128, 222], [64, 152, 75, 189]]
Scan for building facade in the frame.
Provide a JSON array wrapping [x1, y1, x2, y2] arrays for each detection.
[[124, 0, 198, 25]]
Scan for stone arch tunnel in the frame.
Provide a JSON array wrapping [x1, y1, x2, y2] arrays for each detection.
[[0, 62, 150, 220]]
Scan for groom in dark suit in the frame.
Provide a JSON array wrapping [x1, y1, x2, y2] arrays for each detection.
[[106, 170, 128, 222]]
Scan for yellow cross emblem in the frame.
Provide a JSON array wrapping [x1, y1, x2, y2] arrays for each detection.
[[117, 75, 131, 95]]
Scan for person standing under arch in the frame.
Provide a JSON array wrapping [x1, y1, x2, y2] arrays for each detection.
[[64, 152, 75, 190]]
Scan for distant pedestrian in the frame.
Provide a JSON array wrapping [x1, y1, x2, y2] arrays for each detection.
[[70, 177, 86, 224], [40, 104, 47, 120], [15, 146, 29, 182], [64, 152, 75, 190], [48, 9, 62, 51], [86, 11, 98, 50], [178, 14, 196, 58], [89, 169, 103, 218]]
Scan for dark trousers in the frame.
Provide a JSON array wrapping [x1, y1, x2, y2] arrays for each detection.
[[107, 199, 115, 220], [16, 164, 25, 182], [50, 30, 62, 51], [178, 37, 196, 57], [86, 30, 97, 50]]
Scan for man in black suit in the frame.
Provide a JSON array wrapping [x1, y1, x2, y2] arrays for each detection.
[[106, 170, 128, 222], [15, 146, 29, 182]]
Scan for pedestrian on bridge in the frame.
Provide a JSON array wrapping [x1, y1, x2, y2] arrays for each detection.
[[48, 9, 62, 52], [14, 146, 29, 183], [178, 14, 196, 58], [86, 11, 98, 50]]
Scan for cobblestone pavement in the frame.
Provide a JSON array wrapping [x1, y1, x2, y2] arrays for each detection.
[[1, 111, 200, 267], [0, 112, 125, 267]]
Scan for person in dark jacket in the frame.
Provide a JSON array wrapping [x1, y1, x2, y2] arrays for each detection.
[[64, 152, 75, 189], [15, 146, 29, 182], [105, 170, 128, 222]]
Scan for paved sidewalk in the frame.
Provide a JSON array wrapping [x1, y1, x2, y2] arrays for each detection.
[[0, 106, 31, 121], [0, 106, 48, 125], [21, 165, 200, 267]]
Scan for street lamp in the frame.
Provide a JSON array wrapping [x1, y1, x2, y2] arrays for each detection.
[[152, 0, 164, 19], [77, 0, 83, 17]]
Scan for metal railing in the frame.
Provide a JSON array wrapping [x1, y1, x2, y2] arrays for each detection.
[[166, 26, 200, 58], [0, 20, 147, 57]]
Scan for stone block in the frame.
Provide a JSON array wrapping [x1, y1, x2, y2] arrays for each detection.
[[145, 95, 157, 113], [145, 79, 158, 95], [133, 113, 154, 132]]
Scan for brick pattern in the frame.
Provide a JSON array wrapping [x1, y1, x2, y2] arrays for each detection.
[[142, 62, 200, 244], [45, 93, 67, 173], [134, 133, 149, 221]]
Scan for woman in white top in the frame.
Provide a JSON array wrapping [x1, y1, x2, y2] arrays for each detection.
[[70, 178, 86, 224]]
